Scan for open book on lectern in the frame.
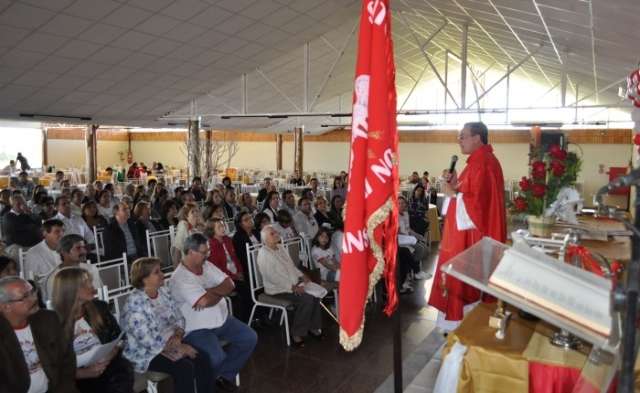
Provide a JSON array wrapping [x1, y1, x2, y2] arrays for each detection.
[[488, 241, 613, 338]]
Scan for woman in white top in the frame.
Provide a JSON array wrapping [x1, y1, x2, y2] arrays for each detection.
[[51, 267, 133, 393], [173, 202, 204, 262], [96, 190, 114, 218], [311, 228, 340, 282], [260, 191, 280, 223]]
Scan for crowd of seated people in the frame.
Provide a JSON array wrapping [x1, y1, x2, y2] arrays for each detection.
[[0, 168, 436, 392]]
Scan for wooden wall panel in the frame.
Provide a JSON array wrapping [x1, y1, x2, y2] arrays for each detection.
[[45, 127, 632, 145]]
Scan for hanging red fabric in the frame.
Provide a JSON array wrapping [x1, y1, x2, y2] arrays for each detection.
[[338, 0, 399, 351]]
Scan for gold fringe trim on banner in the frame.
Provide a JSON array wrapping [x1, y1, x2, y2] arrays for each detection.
[[340, 198, 394, 351]]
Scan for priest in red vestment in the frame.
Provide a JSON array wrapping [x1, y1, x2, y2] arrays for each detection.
[[428, 122, 507, 331]]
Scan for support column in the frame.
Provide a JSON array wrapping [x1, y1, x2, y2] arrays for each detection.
[[85, 124, 98, 183], [293, 127, 303, 176], [276, 133, 283, 172], [187, 119, 201, 180], [42, 127, 48, 169], [205, 129, 212, 179]]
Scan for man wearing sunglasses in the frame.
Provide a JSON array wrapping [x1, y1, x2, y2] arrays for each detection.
[[0, 276, 78, 393]]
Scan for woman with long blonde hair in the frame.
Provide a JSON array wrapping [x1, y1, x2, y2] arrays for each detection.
[[51, 267, 134, 393]]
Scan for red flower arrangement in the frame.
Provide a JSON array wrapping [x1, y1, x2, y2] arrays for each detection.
[[512, 144, 581, 216]]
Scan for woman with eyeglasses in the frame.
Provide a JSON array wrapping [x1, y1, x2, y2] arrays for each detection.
[[51, 267, 134, 393], [121, 258, 213, 393]]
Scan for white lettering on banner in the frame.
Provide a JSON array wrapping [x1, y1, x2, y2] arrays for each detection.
[[367, 0, 386, 26], [351, 75, 369, 141], [342, 229, 370, 254], [371, 148, 394, 183], [364, 179, 372, 198]]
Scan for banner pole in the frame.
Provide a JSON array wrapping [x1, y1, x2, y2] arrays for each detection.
[[393, 268, 402, 392]]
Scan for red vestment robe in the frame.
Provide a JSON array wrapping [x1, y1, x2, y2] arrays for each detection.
[[428, 144, 507, 321]]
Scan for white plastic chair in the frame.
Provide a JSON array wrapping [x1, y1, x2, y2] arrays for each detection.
[[93, 226, 106, 262], [145, 228, 174, 277], [93, 253, 129, 298], [246, 242, 292, 346]]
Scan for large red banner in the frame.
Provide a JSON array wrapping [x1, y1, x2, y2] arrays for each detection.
[[339, 0, 399, 351]]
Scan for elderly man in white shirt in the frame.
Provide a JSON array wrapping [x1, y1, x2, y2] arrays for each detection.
[[23, 219, 64, 288], [292, 196, 318, 239], [256, 225, 322, 347], [170, 233, 257, 392], [53, 195, 95, 247]]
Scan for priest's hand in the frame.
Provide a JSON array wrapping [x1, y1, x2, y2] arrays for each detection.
[[443, 170, 458, 197]]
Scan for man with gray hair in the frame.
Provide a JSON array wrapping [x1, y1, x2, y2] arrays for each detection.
[[170, 233, 256, 392], [0, 276, 78, 392], [256, 225, 322, 347], [44, 234, 102, 301]]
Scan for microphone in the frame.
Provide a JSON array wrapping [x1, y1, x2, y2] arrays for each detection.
[[447, 155, 458, 183]]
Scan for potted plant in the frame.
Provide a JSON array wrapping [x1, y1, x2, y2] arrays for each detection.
[[512, 144, 582, 237]]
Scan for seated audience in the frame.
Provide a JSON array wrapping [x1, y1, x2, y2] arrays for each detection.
[[288, 171, 305, 186], [260, 191, 280, 223], [257, 226, 322, 347], [409, 184, 429, 217], [50, 171, 65, 190], [272, 209, 298, 240], [313, 196, 333, 231], [308, 178, 320, 199], [0, 256, 18, 277], [205, 189, 224, 207], [170, 233, 257, 391], [37, 196, 56, 220], [222, 188, 238, 220], [222, 176, 233, 189], [328, 195, 344, 230], [81, 200, 108, 230], [398, 196, 429, 276], [293, 197, 318, 238], [54, 196, 95, 247], [174, 202, 204, 256], [0, 188, 11, 216], [51, 267, 133, 393], [232, 212, 260, 276], [103, 203, 145, 260], [2, 193, 42, 259], [15, 172, 35, 199], [207, 218, 251, 322], [253, 212, 271, 241], [24, 219, 64, 288], [0, 276, 78, 393], [121, 258, 214, 393], [97, 190, 115, 218], [158, 199, 179, 230], [70, 189, 84, 217], [280, 190, 297, 217], [238, 192, 256, 215], [132, 201, 159, 239], [256, 177, 272, 204], [330, 176, 346, 201], [45, 234, 102, 300], [311, 228, 340, 282], [190, 177, 206, 202]]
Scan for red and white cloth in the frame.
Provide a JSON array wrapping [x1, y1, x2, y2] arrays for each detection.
[[338, 0, 400, 351]]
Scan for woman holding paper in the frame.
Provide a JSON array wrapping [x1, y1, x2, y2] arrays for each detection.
[[51, 267, 134, 393], [121, 257, 214, 393]]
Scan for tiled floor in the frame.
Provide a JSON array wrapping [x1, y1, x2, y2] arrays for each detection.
[[159, 248, 442, 393]]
